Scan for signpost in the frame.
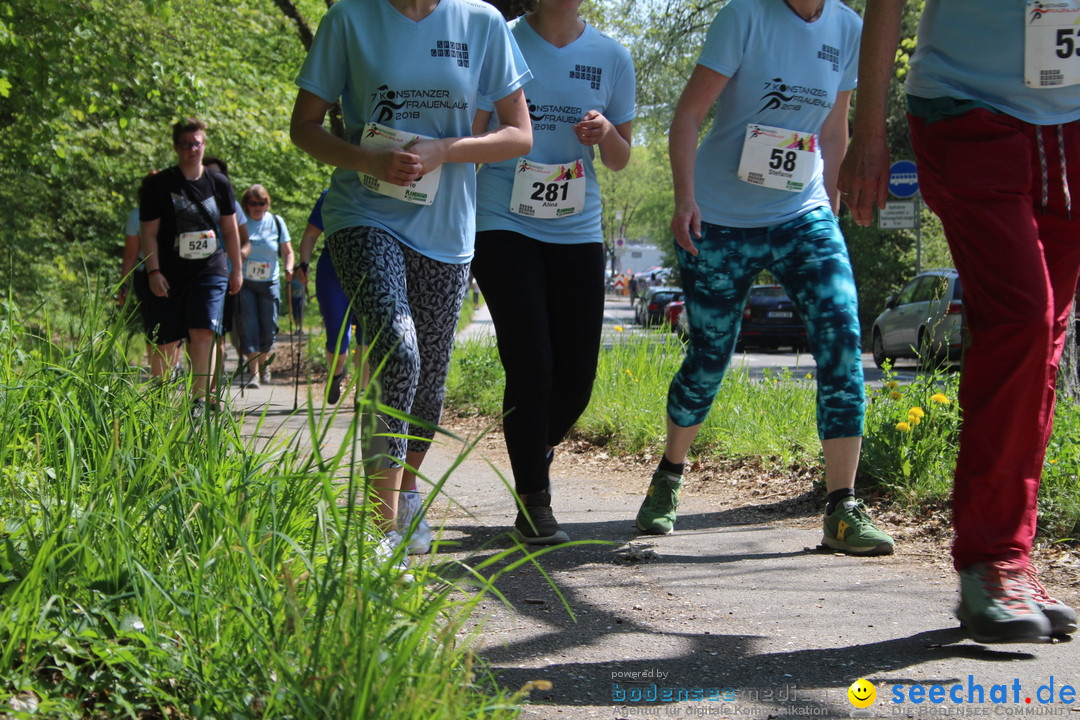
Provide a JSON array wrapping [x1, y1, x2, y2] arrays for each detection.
[[883, 160, 923, 271]]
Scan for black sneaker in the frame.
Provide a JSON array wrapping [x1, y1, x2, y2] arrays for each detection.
[[513, 491, 569, 545], [327, 373, 345, 405]]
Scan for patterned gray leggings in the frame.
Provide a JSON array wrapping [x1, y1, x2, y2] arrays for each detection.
[[327, 226, 469, 468]]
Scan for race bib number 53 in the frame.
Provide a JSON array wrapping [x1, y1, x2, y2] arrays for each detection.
[[1025, 0, 1080, 88], [737, 124, 818, 193]]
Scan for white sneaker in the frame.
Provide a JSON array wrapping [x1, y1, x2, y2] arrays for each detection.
[[396, 491, 432, 555], [372, 530, 412, 581]]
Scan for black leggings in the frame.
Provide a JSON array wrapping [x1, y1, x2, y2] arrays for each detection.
[[472, 231, 605, 494]]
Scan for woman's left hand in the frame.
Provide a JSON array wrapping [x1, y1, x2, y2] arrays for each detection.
[[573, 110, 610, 147]]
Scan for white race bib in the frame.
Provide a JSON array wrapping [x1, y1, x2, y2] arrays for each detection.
[[177, 230, 216, 260], [509, 158, 587, 219], [244, 260, 272, 281], [358, 122, 442, 205], [1024, 0, 1080, 88], [736, 124, 818, 193]]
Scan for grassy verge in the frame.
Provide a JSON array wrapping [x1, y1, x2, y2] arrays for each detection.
[[0, 296, 530, 718], [446, 335, 1080, 543]]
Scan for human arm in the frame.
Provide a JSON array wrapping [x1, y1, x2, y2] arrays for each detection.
[[139, 219, 169, 298], [119, 231, 140, 304], [668, 65, 731, 257], [220, 213, 243, 295], [837, 0, 907, 227], [281, 241, 295, 283], [819, 89, 853, 216], [295, 223, 321, 286], [291, 88, 532, 183], [574, 112, 632, 172], [406, 88, 532, 172]]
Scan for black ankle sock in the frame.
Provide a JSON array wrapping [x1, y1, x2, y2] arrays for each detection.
[[658, 455, 685, 477], [825, 488, 856, 515]]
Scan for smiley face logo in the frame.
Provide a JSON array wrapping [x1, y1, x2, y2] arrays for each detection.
[[848, 678, 876, 709]]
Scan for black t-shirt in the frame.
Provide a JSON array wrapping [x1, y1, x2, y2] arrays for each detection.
[[139, 166, 235, 281]]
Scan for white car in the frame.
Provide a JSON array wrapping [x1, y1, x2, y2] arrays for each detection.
[[871, 268, 964, 369]]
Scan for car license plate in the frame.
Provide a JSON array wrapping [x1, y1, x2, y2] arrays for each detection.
[[767, 311, 793, 319]]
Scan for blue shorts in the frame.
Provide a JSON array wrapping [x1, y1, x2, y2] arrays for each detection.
[[148, 270, 228, 345]]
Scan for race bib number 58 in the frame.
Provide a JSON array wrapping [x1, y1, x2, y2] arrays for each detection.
[[737, 124, 818, 193]]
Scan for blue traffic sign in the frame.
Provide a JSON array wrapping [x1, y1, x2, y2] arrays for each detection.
[[888, 159, 919, 199]]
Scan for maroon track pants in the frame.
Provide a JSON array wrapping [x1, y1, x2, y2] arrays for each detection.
[[909, 109, 1080, 570]]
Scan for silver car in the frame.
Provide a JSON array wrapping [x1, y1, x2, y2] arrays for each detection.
[[871, 268, 964, 368]]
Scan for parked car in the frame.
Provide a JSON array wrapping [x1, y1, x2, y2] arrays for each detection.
[[664, 299, 685, 333], [871, 268, 963, 369], [736, 284, 808, 351], [635, 286, 683, 326]]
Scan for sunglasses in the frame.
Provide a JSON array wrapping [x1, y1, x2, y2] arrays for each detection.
[[176, 141, 205, 151], [248, 200, 268, 207]]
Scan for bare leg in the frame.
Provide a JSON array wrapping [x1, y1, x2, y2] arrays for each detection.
[[663, 416, 704, 465], [187, 329, 216, 401], [150, 341, 181, 379], [822, 436, 861, 494]]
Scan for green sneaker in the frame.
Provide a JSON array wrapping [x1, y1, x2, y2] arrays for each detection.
[[635, 469, 682, 535], [957, 561, 1051, 643], [821, 498, 895, 556]]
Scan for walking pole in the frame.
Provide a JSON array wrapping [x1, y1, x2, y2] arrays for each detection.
[[293, 280, 303, 411]]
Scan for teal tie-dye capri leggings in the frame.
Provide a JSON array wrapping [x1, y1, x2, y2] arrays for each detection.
[[668, 206, 864, 440]]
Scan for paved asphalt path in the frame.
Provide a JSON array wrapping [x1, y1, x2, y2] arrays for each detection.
[[227, 302, 1078, 720]]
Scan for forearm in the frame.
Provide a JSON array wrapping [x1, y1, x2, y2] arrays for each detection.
[[668, 115, 700, 205], [598, 121, 632, 172], [441, 123, 531, 165], [850, 0, 906, 143]]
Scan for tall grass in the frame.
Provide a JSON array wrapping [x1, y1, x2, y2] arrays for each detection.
[[445, 333, 1080, 542], [0, 294, 529, 718]]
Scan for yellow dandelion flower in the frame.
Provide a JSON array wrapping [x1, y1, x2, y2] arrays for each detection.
[[805, 373, 813, 380], [614, 325, 625, 332], [907, 414, 922, 426], [896, 421, 912, 432], [1049, 458, 1060, 464], [885, 381, 899, 390], [889, 391, 903, 401], [931, 393, 951, 404], [908, 407, 925, 419]]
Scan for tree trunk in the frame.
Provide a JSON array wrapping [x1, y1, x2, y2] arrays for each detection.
[[273, 0, 346, 140]]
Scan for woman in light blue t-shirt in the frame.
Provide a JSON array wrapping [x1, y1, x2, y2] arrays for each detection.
[[635, 0, 895, 561], [472, 0, 635, 546], [290, 0, 533, 567], [237, 184, 294, 388]]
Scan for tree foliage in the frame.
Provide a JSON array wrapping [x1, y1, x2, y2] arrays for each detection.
[[0, 0, 331, 313]]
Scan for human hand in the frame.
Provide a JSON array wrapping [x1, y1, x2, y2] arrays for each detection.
[[671, 198, 702, 257], [149, 271, 169, 298], [404, 137, 448, 177], [573, 110, 609, 147], [228, 269, 243, 296], [838, 134, 891, 227], [373, 145, 424, 186]]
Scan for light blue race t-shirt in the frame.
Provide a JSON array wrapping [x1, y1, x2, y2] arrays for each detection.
[[693, 0, 861, 228], [906, 0, 1080, 125], [244, 214, 291, 283], [475, 17, 635, 245], [295, 0, 532, 264]]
